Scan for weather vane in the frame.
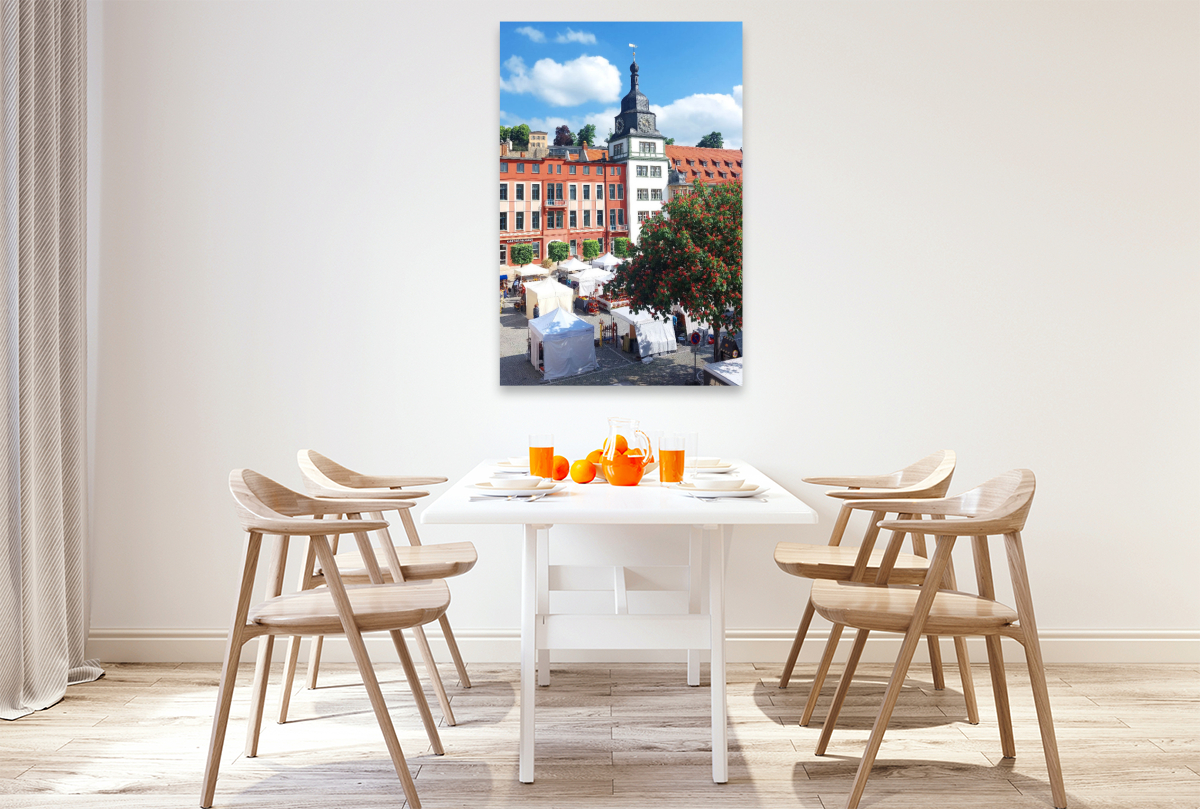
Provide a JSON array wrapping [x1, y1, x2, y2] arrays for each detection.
[[629, 43, 636, 61]]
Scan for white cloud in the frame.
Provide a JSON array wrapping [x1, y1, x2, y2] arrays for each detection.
[[652, 87, 743, 149], [555, 28, 596, 45], [514, 26, 546, 43], [500, 55, 621, 107]]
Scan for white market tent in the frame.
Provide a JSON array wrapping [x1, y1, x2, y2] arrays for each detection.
[[529, 308, 599, 381], [558, 257, 590, 272], [513, 263, 550, 278], [522, 278, 573, 319], [568, 267, 616, 298], [611, 306, 678, 358], [591, 252, 622, 269]]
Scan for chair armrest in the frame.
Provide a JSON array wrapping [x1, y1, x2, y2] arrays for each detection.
[[249, 517, 389, 536], [308, 497, 416, 516], [309, 488, 429, 500], [357, 474, 447, 488], [840, 497, 957, 514], [828, 486, 940, 501], [877, 516, 1009, 536], [803, 474, 898, 488]]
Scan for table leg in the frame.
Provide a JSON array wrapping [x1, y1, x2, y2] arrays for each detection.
[[709, 524, 730, 784], [688, 527, 703, 687], [520, 524, 540, 783], [537, 526, 550, 687]]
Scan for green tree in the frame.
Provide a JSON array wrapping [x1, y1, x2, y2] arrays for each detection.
[[582, 239, 601, 260], [554, 125, 575, 146], [577, 124, 597, 147], [604, 129, 614, 142], [613, 237, 630, 258], [547, 241, 569, 263], [664, 137, 675, 145], [500, 126, 511, 144], [610, 181, 742, 361], [696, 131, 724, 149], [510, 123, 531, 151], [510, 243, 533, 267]]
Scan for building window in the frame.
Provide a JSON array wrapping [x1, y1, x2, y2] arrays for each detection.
[[500, 212, 507, 231], [618, 209, 625, 225], [719, 171, 726, 179], [611, 167, 619, 176], [636, 188, 649, 201], [570, 239, 577, 256], [500, 183, 508, 200], [597, 210, 604, 227], [533, 242, 540, 259], [583, 184, 590, 200], [555, 211, 563, 229], [500, 243, 506, 263], [706, 171, 713, 178], [700, 160, 708, 167], [639, 141, 656, 154], [569, 210, 577, 228], [597, 184, 604, 199], [737, 160, 742, 167], [556, 164, 561, 174], [583, 166, 590, 175], [583, 210, 590, 227], [501, 162, 508, 172], [617, 185, 624, 200], [516, 184, 524, 201], [517, 163, 525, 173], [609, 184, 616, 199], [555, 183, 563, 200], [569, 184, 577, 201], [636, 165, 648, 177], [516, 212, 524, 230], [651, 189, 662, 201], [569, 165, 576, 174], [725, 161, 733, 168], [653, 166, 663, 178], [532, 211, 540, 229], [731, 172, 739, 179], [532, 163, 540, 173], [687, 159, 694, 166], [637, 210, 650, 223], [612, 142, 623, 156], [532, 183, 540, 200]]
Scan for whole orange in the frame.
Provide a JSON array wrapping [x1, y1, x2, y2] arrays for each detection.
[[586, 448, 604, 464], [551, 455, 570, 481], [601, 435, 629, 455], [569, 459, 597, 484]]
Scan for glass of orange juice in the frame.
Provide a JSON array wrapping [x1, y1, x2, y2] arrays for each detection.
[[529, 433, 554, 478], [658, 433, 686, 483]]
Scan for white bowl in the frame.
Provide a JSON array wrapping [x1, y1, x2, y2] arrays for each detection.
[[504, 476, 544, 489], [689, 457, 722, 468], [508, 456, 529, 466], [691, 477, 744, 491]]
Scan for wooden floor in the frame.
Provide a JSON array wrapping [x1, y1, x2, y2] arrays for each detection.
[[1, 659, 1197, 808]]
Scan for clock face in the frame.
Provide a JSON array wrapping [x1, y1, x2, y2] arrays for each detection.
[[614, 119, 624, 134], [637, 114, 654, 133]]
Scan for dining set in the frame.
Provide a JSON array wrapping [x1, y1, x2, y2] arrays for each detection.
[[201, 447, 1067, 809]]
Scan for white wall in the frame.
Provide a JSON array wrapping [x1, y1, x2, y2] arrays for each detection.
[[87, 0, 1199, 663]]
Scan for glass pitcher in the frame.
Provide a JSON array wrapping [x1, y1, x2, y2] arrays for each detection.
[[602, 417, 656, 486]]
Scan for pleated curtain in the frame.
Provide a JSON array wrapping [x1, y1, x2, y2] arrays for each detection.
[[0, 0, 99, 721]]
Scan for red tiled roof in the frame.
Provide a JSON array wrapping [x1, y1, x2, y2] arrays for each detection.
[[585, 148, 607, 161], [665, 145, 743, 184]]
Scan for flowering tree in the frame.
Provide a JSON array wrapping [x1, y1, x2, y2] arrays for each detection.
[[610, 181, 742, 361]]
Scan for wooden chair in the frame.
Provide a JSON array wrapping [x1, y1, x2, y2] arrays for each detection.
[[203, 470, 450, 809], [775, 450, 978, 727], [809, 469, 1066, 809], [274, 450, 475, 728]]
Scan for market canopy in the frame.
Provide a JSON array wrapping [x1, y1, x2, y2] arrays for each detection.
[[528, 307, 598, 381], [611, 306, 677, 358], [513, 263, 550, 278], [568, 267, 616, 298], [558, 257, 590, 272], [522, 278, 573, 319], [591, 252, 622, 269]]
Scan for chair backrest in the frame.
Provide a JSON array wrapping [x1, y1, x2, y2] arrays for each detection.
[[298, 450, 374, 493], [941, 469, 1036, 533], [229, 468, 319, 530], [828, 450, 956, 502], [896, 450, 956, 489]]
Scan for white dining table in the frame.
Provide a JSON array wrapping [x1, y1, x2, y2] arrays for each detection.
[[420, 459, 818, 784]]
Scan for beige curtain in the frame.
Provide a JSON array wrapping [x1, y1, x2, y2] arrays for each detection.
[[0, 0, 98, 721]]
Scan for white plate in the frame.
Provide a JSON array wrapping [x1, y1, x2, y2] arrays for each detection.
[[495, 460, 529, 469], [674, 483, 769, 499], [686, 459, 733, 471], [471, 481, 565, 497]]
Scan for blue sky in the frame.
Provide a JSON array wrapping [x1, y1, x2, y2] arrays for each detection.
[[500, 22, 743, 149]]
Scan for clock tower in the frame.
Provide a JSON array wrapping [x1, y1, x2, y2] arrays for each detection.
[[608, 57, 668, 245]]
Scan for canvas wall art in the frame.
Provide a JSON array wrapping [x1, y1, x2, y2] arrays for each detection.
[[499, 22, 743, 386]]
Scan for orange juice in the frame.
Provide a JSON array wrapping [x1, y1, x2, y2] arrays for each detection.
[[529, 445, 553, 478], [659, 449, 685, 483]]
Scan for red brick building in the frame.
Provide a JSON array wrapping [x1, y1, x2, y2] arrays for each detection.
[[499, 148, 629, 269]]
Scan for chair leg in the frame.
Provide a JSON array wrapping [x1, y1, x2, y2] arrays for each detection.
[[953, 635, 979, 724], [925, 634, 946, 690], [244, 635, 275, 757], [801, 622, 843, 726], [412, 623, 457, 726], [277, 634, 303, 724], [1006, 532, 1067, 809], [305, 635, 325, 688], [815, 628, 870, 755], [390, 628, 445, 756], [984, 634, 1015, 756], [439, 613, 472, 688], [779, 597, 816, 689]]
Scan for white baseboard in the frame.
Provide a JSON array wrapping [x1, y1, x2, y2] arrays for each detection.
[[87, 626, 1200, 665]]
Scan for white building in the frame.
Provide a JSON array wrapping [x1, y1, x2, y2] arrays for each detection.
[[605, 57, 669, 245]]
